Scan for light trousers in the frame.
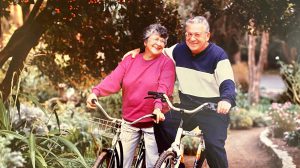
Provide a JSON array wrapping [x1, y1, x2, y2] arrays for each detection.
[[120, 123, 159, 168]]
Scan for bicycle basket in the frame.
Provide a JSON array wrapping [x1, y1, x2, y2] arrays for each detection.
[[89, 117, 121, 139]]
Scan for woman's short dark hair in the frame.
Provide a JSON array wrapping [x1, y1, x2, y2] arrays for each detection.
[[143, 24, 168, 42]]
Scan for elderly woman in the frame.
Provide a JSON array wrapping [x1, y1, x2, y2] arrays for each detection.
[[86, 24, 175, 168]]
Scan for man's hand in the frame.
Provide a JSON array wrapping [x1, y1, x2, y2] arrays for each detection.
[[217, 100, 231, 114], [86, 93, 98, 109], [122, 48, 140, 60], [152, 108, 165, 124]]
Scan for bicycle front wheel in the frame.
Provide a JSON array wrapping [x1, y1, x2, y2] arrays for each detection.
[[154, 151, 177, 168]]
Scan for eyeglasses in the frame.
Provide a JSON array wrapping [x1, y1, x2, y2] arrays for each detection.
[[185, 32, 207, 39], [148, 37, 167, 45]]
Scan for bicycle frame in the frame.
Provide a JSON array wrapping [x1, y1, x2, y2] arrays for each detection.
[[99, 126, 146, 168], [91, 99, 152, 168], [146, 91, 215, 168], [164, 113, 205, 168]]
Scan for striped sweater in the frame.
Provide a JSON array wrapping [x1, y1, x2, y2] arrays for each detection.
[[165, 42, 236, 108]]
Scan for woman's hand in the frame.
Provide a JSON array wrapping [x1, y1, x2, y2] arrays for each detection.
[[86, 93, 98, 109], [152, 108, 165, 124]]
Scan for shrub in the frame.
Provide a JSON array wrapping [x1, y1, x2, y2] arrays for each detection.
[[0, 136, 26, 168], [283, 115, 300, 148], [1, 96, 90, 168], [284, 130, 300, 148], [95, 91, 122, 118], [235, 87, 250, 110], [181, 129, 201, 155], [230, 108, 253, 129], [277, 58, 300, 105], [268, 102, 299, 138]]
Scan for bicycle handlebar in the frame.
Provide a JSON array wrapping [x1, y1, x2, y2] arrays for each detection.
[[91, 99, 156, 125], [146, 91, 217, 114]]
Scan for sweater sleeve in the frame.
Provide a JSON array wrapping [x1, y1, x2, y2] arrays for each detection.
[[92, 58, 128, 97], [214, 55, 236, 106], [163, 44, 177, 63], [154, 58, 176, 110]]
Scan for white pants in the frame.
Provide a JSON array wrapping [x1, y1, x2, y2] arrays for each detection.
[[120, 123, 159, 168]]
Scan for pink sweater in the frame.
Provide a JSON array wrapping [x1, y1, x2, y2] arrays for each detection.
[[92, 53, 175, 127]]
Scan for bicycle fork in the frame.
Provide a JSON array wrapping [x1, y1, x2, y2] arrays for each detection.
[[170, 120, 184, 168]]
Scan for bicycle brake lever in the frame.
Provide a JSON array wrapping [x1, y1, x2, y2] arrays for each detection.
[[91, 99, 97, 104], [144, 96, 157, 99], [207, 103, 217, 111]]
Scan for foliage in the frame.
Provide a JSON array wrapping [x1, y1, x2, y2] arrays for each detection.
[[230, 108, 253, 129], [0, 0, 17, 18], [0, 95, 91, 168], [235, 87, 250, 109], [181, 129, 201, 155], [20, 65, 58, 103], [230, 106, 271, 130], [277, 57, 300, 105], [284, 129, 300, 148], [32, 0, 181, 89], [268, 102, 300, 138], [283, 115, 300, 148], [0, 135, 26, 168], [231, 87, 271, 129], [96, 91, 122, 118]]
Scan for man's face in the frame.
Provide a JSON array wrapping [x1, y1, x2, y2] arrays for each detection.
[[185, 23, 210, 55]]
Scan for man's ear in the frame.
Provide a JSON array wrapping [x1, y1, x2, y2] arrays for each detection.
[[206, 32, 211, 41]]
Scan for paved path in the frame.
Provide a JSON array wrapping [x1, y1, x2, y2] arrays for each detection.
[[184, 127, 276, 167], [226, 127, 276, 168]]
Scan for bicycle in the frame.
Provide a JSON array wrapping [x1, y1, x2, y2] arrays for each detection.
[[90, 99, 155, 168], [145, 91, 216, 168]]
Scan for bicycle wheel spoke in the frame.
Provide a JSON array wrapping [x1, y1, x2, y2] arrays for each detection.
[[154, 151, 176, 168]]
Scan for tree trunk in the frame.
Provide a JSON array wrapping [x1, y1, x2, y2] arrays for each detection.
[[281, 41, 297, 63], [248, 31, 270, 104], [260, 31, 269, 69], [248, 34, 257, 103], [0, 0, 51, 101], [258, 31, 269, 73]]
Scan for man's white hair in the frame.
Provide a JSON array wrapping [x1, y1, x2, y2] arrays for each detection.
[[185, 16, 210, 32]]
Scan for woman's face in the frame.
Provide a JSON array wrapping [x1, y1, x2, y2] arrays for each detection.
[[144, 34, 166, 56]]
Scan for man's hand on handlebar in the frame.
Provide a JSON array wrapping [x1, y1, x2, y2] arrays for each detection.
[[122, 48, 140, 60], [86, 93, 98, 109], [217, 100, 231, 114], [152, 108, 165, 124]]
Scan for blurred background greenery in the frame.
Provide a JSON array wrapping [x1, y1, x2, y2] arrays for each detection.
[[1, 0, 300, 167]]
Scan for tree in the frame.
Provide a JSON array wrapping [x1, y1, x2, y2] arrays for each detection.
[[189, 0, 299, 104], [0, 0, 181, 101], [229, 0, 298, 104], [35, 0, 181, 90]]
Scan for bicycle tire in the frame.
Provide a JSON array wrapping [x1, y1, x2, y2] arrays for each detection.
[[93, 151, 111, 168], [93, 150, 120, 168], [154, 151, 177, 168]]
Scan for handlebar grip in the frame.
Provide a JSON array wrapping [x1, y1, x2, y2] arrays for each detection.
[[151, 113, 157, 119], [148, 91, 158, 95]]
